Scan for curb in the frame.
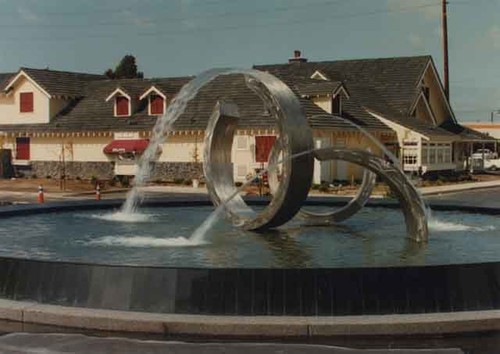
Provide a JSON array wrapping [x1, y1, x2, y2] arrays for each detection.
[[1, 299, 500, 337]]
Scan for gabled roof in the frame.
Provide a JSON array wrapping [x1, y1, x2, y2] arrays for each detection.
[[366, 108, 456, 139], [7, 68, 106, 98], [439, 120, 496, 142], [294, 79, 344, 97], [256, 55, 431, 119]]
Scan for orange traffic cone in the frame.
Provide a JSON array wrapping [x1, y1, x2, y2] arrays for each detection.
[[96, 184, 101, 201], [38, 185, 44, 204]]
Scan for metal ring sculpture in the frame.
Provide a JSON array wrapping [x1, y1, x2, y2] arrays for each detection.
[[203, 69, 315, 230], [267, 139, 377, 223], [202, 69, 428, 242]]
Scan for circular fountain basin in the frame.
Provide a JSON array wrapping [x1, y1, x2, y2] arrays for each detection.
[[0, 204, 498, 268], [0, 197, 499, 337]]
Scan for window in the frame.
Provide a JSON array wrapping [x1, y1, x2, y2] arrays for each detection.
[[15, 137, 30, 160], [422, 85, 430, 101], [403, 150, 418, 166], [20, 92, 34, 113], [150, 94, 164, 115], [331, 94, 341, 115], [116, 96, 129, 116], [421, 144, 428, 164], [255, 136, 277, 163]]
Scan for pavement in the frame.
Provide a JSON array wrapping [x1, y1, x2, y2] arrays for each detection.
[[2, 179, 500, 205], [0, 333, 464, 354]]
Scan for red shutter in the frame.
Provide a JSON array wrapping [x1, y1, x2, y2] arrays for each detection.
[[150, 95, 164, 115], [16, 137, 30, 160], [20, 92, 34, 113], [255, 136, 277, 163], [116, 96, 129, 116]]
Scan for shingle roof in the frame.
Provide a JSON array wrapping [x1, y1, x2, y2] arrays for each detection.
[[20, 68, 106, 98], [0, 73, 14, 91], [439, 120, 496, 141], [0, 74, 357, 133], [294, 79, 343, 97], [256, 55, 430, 117]]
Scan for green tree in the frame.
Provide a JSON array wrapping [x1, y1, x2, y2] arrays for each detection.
[[105, 55, 144, 79]]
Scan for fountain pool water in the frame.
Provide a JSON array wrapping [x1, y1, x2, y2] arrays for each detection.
[[0, 204, 498, 268]]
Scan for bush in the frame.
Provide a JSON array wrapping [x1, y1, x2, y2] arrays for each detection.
[[75, 176, 81, 181], [318, 182, 330, 193], [183, 178, 192, 186], [311, 183, 320, 190], [45, 175, 51, 179], [173, 178, 184, 185], [31, 174, 37, 179], [90, 176, 97, 185], [120, 176, 130, 188]]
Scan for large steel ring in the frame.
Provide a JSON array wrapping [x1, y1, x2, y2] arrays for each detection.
[[203, 70, 314, 230], [313, 148, 429, 242], [267, 138, 377, 223]]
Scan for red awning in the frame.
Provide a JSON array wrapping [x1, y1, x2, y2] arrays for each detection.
[[103, 139, 149, 154]]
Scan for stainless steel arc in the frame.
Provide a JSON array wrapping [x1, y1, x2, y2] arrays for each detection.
[[203, 69, 314, 230], [201, 69, 428, 242], [313, 148, 429, 242]]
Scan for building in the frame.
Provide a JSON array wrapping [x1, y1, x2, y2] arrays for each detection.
[[462, 122, 500, 152], [257, 53, 493, 177], [0, 54, 491, 183]]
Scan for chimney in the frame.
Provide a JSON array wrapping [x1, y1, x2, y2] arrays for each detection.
[[288, 50, 307, 64]]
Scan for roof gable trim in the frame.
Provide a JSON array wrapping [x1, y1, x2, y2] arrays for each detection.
[[4, 70, 51, 98], [139, 86, 166, 100], [105, 88, 131, 102], [310, 70, 329, 80]]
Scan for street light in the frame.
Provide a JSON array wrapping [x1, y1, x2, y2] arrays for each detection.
[[491, 110, 500, 123]]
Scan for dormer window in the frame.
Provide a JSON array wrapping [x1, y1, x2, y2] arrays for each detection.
[[20, 92, 34, 113], [105, 88, 131, 117], [332, 94, 341, 115], [116, 96, 129, 116], [139, 86, 167, 116], [149, 94, 164, 115]]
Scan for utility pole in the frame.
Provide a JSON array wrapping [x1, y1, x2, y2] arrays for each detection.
[[442, 0, 450, 100]]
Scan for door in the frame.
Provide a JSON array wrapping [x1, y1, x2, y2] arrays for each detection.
[[15, 137, 30, 160]]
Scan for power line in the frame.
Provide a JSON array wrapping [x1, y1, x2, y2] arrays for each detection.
[[0, 0, 346, 29], [0, 1, 455, 41]]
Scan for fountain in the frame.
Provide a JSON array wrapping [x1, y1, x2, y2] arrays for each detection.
[[0, 69, 498, 339]]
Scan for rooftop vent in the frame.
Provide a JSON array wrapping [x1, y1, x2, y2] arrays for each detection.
[[288, 50, 308, 64]]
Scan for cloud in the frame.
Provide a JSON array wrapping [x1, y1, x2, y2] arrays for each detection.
[[117, 9, 156, 28], [486, 25, 500, 49], [408, 33, 424, 49], [17, 6, 40, 23], [387, 0, 440, 20]]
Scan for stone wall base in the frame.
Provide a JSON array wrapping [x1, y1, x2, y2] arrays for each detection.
[[26, 161, 203, 181], [29, 161, 114, 180], [151, 162, 203, 182]]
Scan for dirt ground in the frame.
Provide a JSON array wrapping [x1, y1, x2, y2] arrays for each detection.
[[0, 173, 498, 195], [0, 178, 106, 193]]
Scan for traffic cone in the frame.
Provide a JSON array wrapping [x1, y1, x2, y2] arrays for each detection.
[[96, 184, 101, 201], [38, 185, 44, 204]]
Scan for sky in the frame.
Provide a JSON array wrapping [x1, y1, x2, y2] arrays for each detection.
[[0, 0, 499, 122]]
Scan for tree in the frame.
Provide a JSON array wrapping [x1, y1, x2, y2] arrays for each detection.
[[104, 55, 144, 79]]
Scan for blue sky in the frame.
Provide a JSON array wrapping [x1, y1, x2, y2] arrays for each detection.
[[0, 0, 499, 122]]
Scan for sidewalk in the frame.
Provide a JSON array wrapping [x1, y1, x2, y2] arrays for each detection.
[[418, 179, 500, 196]]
